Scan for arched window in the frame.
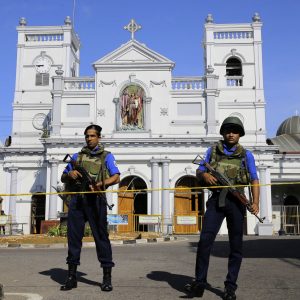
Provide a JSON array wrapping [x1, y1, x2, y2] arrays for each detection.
[[226, 57, 243, 86]]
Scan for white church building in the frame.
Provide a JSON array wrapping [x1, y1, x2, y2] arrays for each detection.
[[1, 14, 299, 236]]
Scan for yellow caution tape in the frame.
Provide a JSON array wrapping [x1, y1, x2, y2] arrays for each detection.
[[0, 181, 300, 198]]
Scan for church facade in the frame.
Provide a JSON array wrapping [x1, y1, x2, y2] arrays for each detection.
[[2, 14, 295, 236]]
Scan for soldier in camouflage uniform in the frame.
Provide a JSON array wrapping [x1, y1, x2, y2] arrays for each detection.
[[60, 125, 120, 292], [186, 116, 260, 300]]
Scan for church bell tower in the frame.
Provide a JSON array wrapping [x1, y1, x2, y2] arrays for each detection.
[[202, 13, 266, 144], [11, 16, 80, 145]]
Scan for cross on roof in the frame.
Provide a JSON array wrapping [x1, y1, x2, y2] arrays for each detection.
[[124, 19, 142, 40]]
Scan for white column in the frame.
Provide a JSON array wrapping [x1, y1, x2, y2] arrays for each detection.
[[15, 44, 24, 95], [204, 66, 219, 135], [203, 16, 215, 69], [252, 19, 263, 90], [9, 167, 18, 223], [259, 166, 268, 218], [51, 68, 64, 136], [63, 26, 72, 76], [162, 160, 171, 234], [15, 21, 26, 97], [49, 160, 59, 220], [113, 98, 120, 131], [111, 183, 119, 215], [257, 165, 273, 235], [150, 160, 159, 215], [144, 97, 152, 131]]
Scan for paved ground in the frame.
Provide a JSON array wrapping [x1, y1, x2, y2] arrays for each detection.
[[0, 235, 299, 300]]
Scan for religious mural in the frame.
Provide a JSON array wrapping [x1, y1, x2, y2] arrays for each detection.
[[120, 85, 144, 130]]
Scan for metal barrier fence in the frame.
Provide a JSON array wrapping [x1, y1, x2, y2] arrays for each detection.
[[4, 207, 299, 236], [173, 215, 203, 234], [107, 214, 205, 235], [0, 214, 26, 235], [272, 205, 300, 235], [107, 214, 163, 234]]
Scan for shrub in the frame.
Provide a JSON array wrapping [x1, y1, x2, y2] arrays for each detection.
[[47, 225, 67, 237], [84, 224, 93, 237], [47, 224, 92, 237]]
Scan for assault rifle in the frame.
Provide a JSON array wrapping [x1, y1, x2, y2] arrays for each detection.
[[193, 154, 265, 223], [63, 154, 114, 210], [52, 185, 70, 207]]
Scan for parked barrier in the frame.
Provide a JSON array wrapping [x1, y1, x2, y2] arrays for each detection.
[[107, 214, 163, 234]]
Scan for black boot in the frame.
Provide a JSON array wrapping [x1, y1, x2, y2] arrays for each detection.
[[223, 287, 236, 300], [60, 264, 78, 291], [100, 267, 113, 292], [184, 281, 205, 297]]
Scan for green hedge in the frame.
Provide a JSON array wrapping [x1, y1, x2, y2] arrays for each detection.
[[47, 224, 93, 237]]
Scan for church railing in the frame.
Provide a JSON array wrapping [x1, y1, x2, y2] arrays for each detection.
[[214, 31, 253, 40], [226, 76, 243, 87], [172, 77, 205, 90], [64, 77, 95, 91], [25, 34, 64, 42]]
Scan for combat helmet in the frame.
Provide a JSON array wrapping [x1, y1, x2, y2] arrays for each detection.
[[220, 116, 245, 136]]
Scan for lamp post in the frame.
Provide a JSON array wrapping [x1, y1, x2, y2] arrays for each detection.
[[278, 193, 286, 236]]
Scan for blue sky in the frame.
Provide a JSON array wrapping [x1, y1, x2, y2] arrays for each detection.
[[0, 0, 299, 142]]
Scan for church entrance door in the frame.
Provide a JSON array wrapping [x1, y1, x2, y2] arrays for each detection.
[[118, 176, 147, 232], [31, 194, 45, 234], [174, 176, 204, 234]]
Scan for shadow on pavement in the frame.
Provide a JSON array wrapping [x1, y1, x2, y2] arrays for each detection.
[[189, 239, 300, 259], [146, 271, 223, 299], [39, 268, 99, 287]]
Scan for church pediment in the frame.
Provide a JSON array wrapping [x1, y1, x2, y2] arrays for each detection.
[[114, 48, 153, 62], [93, 40, 174, 68]]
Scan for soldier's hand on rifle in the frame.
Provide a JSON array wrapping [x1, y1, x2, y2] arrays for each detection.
[[95, 181, 103, 190], [68, 170, 82, 180], [202, 173, 218, 186], [250, 202, 259, 215], [88, 181, 102, 192]]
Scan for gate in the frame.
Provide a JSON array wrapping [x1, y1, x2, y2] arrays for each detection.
[[174, 186, 203, 234]]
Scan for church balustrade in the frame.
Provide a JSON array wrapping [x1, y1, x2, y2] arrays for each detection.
[[226, 76, 243, 87], [171, 77, 204, 90], [214, 31, 253, 39], [64, 77, 95, 91], [25, 34, 64, 42]]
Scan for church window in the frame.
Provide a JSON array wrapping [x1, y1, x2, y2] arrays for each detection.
[[35, 73, 49, 86], [226, 57, 243, 86], [120, 85, 145, 130]]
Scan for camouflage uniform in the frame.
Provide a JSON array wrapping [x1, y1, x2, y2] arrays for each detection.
[[65, 144, 117, 268]]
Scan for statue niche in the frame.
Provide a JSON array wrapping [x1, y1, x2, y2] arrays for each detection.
[[120, 85, 144, 130]]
